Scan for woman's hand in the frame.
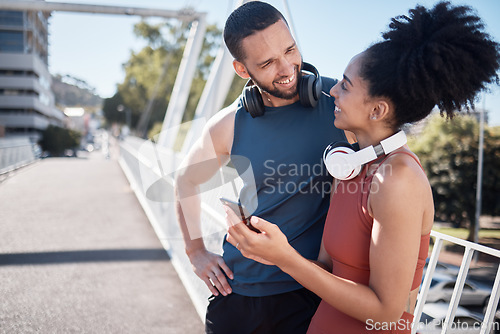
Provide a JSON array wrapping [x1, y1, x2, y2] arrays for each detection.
[[223, 206, 295, 266]]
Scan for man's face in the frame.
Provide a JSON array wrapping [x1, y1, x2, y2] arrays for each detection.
[[237, 19, 302, 102]]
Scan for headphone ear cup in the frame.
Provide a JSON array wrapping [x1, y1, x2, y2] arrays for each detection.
[[299, 74, 315, 108], [242, 83, 265, 118], [323, 142, 362, 180], [299, 63, 322, 108]]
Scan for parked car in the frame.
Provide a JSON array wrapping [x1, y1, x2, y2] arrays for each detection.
[[424, 259, 460, 277], [416, 302, 487, 334], [425, 273, 491, 307], [483, 303, 500, 334]]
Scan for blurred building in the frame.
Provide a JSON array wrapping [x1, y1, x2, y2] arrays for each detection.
[[0, 2, 64, 142]]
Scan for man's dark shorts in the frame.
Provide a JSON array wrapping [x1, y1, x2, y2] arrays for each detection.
[[205, 288, 321, 334]]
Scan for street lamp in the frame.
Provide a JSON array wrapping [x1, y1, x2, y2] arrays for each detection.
[[474, 95, 486, 246]]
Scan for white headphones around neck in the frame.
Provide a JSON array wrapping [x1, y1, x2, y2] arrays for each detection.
[[323, 130, 407, 180]]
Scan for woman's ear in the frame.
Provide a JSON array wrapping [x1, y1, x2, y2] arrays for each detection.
[[233, 60, 250, 79], [369, 99, 391, 121]]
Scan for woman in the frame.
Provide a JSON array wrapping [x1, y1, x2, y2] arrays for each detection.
[[224, 2, 500, 333]]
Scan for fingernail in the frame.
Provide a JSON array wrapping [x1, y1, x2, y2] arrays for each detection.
[[227, 288, 232, 294]]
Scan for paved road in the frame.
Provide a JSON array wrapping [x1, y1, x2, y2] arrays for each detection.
[[0, 152, 203, 333]]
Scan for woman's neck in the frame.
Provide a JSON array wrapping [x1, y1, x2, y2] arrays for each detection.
[[354, 128, 397, 149]]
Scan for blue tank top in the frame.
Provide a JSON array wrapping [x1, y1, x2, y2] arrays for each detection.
[[226, 76, 346, 296]]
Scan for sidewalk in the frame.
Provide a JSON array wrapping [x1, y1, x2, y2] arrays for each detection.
[[0, 151, 203, 333]]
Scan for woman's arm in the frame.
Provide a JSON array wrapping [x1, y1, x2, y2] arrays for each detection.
[[225, 155, 429, 324], [309, 239, 332, 272]]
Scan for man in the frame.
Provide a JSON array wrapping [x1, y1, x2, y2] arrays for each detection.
[[174, 2, 349, 333]]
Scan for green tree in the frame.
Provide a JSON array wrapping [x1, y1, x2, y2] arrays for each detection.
[[102, 91, 125, 125], [482, 125, 500, 217], [224, 75, 247, 108], [408, 113, 500, 241], [102, 17, 229, 135], [40, 125, 81, 157]]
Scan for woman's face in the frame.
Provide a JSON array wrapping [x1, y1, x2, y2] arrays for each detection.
[[330, 53, 376, 132]]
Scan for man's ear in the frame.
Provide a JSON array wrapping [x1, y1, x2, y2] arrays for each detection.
[[233, 60, 250, 79]]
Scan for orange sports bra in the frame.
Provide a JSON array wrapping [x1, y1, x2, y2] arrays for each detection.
[[324, 149, 430, 292], [308, 150, 431, 334], [365, 151, 430, 290]]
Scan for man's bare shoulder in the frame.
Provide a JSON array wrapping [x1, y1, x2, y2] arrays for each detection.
[[204, 98, 239, 154], [207, 99, 238, 131]]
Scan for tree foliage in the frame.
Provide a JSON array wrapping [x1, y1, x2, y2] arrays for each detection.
[[102, 16, 245, 137], [102, 14, 249, 138], [102, 91, 126, 125], [408, 113, 500, 239], [40, 125, 81, 156]]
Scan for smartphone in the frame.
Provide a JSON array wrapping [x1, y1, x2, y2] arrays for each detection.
[[219, 197, 260, 233]]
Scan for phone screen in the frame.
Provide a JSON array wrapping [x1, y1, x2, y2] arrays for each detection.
[[219, 197, 260, 233]]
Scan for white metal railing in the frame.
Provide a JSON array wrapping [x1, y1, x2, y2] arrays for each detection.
[[119, 136, 236, 320], [0, 136, 37, 174], [120, 137, 500, 329], [413, 230, 500, 334]]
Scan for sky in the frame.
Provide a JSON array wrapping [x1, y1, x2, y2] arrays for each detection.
[[48, 0, 500, 125]]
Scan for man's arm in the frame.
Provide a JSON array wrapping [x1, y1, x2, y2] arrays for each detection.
[[174, 102, 237, 296]]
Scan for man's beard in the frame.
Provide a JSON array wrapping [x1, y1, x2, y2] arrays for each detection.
[[248, 65, 301, 101]]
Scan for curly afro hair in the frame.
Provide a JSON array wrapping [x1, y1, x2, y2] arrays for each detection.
[[360, 1, 500, 128]]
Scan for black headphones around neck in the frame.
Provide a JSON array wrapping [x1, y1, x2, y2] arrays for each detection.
[[241, 62, 322, 118]]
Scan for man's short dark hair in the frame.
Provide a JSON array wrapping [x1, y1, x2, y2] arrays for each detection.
[[223, 1, 287, 61]]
